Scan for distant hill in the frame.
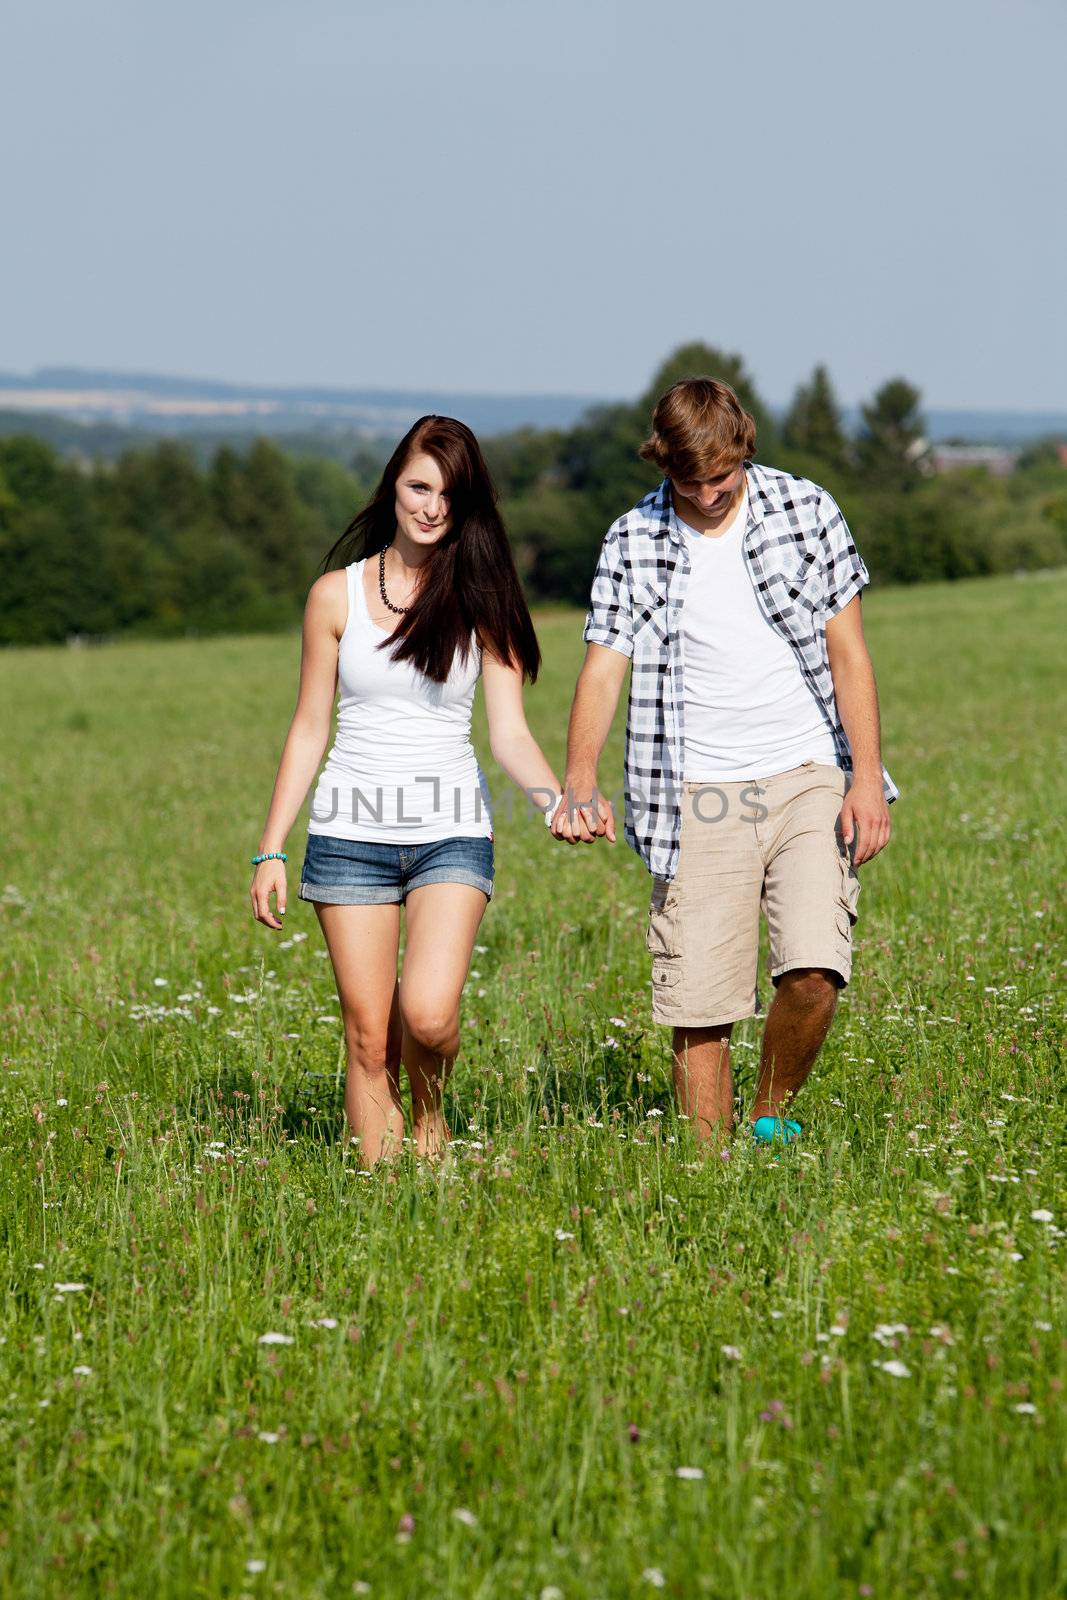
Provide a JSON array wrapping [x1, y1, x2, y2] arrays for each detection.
[[0, 366, 603, 445], [0, 408, 391, 469], [0, 366, 1064, 457], [841, 405, 1067, 447]]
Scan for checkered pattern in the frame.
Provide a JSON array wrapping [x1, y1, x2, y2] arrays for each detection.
[[583, 461, 900, 880]]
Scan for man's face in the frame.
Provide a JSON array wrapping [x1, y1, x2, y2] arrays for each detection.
[[670, 461, 745, 519]]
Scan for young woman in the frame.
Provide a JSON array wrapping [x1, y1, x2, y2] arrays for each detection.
[[249, 416, 563, 1168]]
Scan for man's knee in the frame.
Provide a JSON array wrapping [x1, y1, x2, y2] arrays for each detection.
[[775, 967, 840, 1012], [672, 1021, 735, 1054]]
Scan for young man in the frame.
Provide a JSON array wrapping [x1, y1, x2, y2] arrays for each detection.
[[552, 377, 897, 1146]]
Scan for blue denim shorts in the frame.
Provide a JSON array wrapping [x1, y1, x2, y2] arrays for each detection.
[[297, 832, 494, 905]]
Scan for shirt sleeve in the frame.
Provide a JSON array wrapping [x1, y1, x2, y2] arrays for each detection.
[[818, 489, 870, 619], [582, 527, 634, 658]]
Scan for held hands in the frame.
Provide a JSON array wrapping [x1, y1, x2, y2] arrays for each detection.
[[549, 775, 616, 845], [839, 776, 891, 866], [250, 861, 287, 929]]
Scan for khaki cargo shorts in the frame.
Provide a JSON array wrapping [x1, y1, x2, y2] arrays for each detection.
[[646, 761, 861, 1027]]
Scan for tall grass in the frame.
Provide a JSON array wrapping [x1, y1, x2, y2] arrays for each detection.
[[0, 571, 1063, 1598]]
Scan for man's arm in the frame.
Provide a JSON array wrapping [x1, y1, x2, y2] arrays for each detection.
[[825, 596, 891, 865], [552, 642, 629, 842]]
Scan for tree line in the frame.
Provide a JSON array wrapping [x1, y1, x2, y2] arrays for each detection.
[[1, 343, 1065, 646]]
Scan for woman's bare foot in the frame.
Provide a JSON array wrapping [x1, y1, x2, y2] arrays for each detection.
[[413, 1115, 450, 1162]]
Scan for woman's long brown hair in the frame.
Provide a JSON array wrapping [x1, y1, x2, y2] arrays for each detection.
[[319, 415, 540, 685]]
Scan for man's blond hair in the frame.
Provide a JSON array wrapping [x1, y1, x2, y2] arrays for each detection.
[[639, 377, 756, 480]]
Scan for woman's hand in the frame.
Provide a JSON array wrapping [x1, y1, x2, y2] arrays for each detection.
[[250, 861, 287, 930]]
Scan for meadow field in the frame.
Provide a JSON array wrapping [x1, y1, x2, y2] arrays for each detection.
[[1, 570, 1064, 1599]]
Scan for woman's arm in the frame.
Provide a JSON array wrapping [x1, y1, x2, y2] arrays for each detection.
[[480, 645, 563, 823], [250, 571, 345, 927]]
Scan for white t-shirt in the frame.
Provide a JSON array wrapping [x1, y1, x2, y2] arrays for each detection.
[[677, 485, 840, 781], [307, 559, 493, 841]]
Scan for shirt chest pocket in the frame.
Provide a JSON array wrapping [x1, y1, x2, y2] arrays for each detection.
[[783, 549, 826, 609], [763, 549, 826, 623], [630, 580, 670, 649]]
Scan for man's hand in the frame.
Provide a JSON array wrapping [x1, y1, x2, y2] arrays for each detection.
[[550, 775, 616, 844], [840, 776, 891, 866]]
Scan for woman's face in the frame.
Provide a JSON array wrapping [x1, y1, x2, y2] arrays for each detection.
[[394, 451, 453, 546]]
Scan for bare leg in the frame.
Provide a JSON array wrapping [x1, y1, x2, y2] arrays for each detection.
[[749, 967, 839, 1125], [313, 901, 405, 1167], [671, 1023, 735, 1144], [399, 882, 489, 1160]]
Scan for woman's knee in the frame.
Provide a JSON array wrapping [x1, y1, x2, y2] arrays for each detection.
[[401, 1001, 459, 1056], [342, 1015, 399, 1072]]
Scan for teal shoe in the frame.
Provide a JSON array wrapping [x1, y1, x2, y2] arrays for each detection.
[[752, 1116, 802, 1145]]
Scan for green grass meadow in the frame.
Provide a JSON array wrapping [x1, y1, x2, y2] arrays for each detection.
[[1, 571, 1064, 1598]]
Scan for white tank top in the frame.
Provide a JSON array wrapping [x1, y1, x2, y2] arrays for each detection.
[[307, 558, 493, 841], [677, 487, 840, 781]]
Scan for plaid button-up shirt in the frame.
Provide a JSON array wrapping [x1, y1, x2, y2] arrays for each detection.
[[582, 461, 899, 881]]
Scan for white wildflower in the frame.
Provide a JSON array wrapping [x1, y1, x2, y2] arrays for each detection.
[[871, 1323, 909, 1347]]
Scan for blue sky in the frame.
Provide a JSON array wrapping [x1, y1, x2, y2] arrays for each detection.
[[2, 0, 1064, 409]]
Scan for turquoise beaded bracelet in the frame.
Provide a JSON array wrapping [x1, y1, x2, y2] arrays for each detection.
[[251, 851, 287, 865]]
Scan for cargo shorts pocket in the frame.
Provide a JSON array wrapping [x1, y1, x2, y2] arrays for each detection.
[[837, 848, 861, 929], [651, 958, 682, 997], [646, 875, 681, 959]]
